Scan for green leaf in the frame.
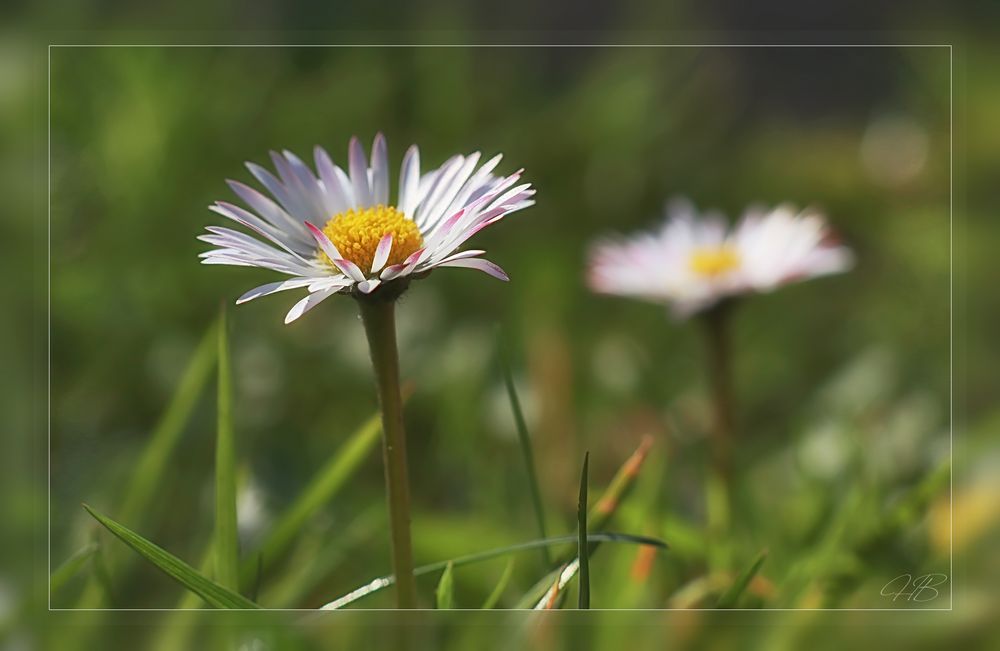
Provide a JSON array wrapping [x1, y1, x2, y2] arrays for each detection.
[[577, 452, 590, 609], [214, 307, 240, 592], [717, 550, 767, 608], [50, 542, 98, 595], [498, 330, 550, 566], [435, 561, 455, 609], [481, 558, 515, 610], [321, 532, 666, 610], [83, 504, 260, 609], [241, 410, 384, 588]]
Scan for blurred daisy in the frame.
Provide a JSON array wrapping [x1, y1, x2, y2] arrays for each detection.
[[587, 199, 852, 318], [200, 134, 534, 323]]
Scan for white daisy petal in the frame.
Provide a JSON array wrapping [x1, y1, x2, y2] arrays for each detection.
[[227, 180, 308, 238], [348, 137, 372, 208], [398, 145, 421, 217], [236, 278, 316, 304], [358, 278, 381, 294], [314, 146, 355, 213], [370, 133, 390, 206]]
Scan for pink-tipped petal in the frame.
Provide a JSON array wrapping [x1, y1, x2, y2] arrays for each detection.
[[332, 257, 366, 283], [371, 233, 393, 274], [305, 221, 342, 261], [284, 288, 338, 324], [437, 257, 509, 281]]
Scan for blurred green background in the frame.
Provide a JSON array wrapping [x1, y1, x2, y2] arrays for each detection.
[[4, 2, 1000, 649]]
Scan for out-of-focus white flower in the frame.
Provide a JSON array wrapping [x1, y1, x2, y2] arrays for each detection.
[[587, 199, 853, 318], [200, 134, 534, 323]]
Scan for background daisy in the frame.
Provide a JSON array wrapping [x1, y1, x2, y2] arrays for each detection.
[[587, 198, 854, 318]]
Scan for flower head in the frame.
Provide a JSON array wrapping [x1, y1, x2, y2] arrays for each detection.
[[587, 199, 853, 318], [200, 134, 535, 323]]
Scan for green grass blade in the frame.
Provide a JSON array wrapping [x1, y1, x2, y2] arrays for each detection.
[[83, 504, 259, 609], [577, 452, 590, 609], [498, 330, 550, 565], [481, 557, 515, 609], [50, 542, 98, 595], [716, 550, 767, 608], [435, 561, 455, 609], [321, 532, 666, 609], [214, 307, 240, 592], [241, 410, 384, 588], [120, 319, 219, 526]]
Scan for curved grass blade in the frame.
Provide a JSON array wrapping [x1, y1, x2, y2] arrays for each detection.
[[241, 408, 387, 589], [320, 532, 666, 610], [83, 504, 259, 609], [716, 550, 767, 608], [50, 542, 98, 595], [498, 329, 550, 565], [435, 561, 455, 609], [577, 452, 590, 609], [214, 307, 240, 592], [481, 557, 515, 609], [76, 320, 218, 608]]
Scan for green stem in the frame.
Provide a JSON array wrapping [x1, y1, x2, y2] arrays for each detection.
[[701, 302, 735, 481], [358, 298, 417, 609]]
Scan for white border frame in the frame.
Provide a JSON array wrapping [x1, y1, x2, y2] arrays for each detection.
[[47, 42, 954, 613]]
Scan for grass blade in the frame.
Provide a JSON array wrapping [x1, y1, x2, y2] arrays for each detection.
[[50, 542, 98, 595], [241, 409, 386, 588], [83, 504, 259, 609], [498, 330, 550, 565], [435, 561, 455, 609], [214, 307, 240, 592], [577, 452, 590, 609], [121, 319, 219, 526], [321, 532, 666, 609], [716, 549, 768, 608], [481, 557, 515, 609], [514, 435, 655, 608]]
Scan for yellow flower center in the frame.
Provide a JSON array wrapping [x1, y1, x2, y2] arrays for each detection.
[[689, 247, 741, 277], [319, 205, 423, 273]]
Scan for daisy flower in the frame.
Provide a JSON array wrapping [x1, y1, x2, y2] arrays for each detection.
[[200, 134, 535, 323], [587, 199, 853, 318]]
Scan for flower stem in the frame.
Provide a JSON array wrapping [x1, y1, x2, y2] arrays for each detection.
[[358, 298, 417, 609], [701, 302, 735, 482]]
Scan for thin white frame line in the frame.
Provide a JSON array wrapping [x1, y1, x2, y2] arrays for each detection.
[[48, 43, 953, 48], [46, 43, 955, 614], [948, 43, 954, 613], [47, 43, 53, 612]]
